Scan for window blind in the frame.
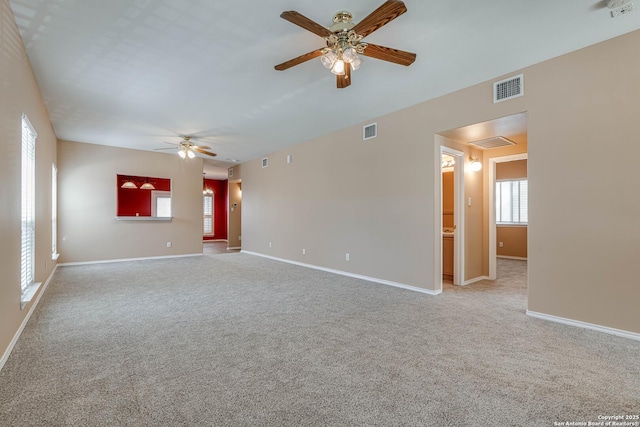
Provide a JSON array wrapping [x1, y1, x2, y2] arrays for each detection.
[[21, 115, 37, 293], [496, 179, 528, 224]]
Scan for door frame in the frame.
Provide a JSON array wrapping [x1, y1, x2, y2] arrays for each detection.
[[437, 145, 465, 290], [488, 153, 528, 279]]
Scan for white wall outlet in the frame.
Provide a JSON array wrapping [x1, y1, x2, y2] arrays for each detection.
[[345, 253, 350, 261], [499, 242, 504, 248], [302, 248, 306, 255], [468, 197, 472, 207], [287, 154, 292, 164], [238, 235, 241, 241], [269, 242, 272, 248], [166, 242, 172, 248]]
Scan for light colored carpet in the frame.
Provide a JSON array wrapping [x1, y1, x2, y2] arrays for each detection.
[[1, 255, 638, 426]]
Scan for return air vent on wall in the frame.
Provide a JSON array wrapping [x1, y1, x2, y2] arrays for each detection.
[[469, 136, 516, 150], [363, 123, 377, 140], [493, 74, 524, 103]]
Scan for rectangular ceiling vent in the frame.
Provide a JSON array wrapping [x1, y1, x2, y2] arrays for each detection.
[[261, 157, 268, 168], [493, 74, 524, 103], [363, 122, 377, 140], [469, 136, 517, 150]]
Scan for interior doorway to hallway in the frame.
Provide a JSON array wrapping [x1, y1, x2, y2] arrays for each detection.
[[436, 111, 528, 290]]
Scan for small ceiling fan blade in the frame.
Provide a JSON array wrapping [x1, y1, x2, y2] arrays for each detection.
[[153, 147, 178, 151], [280, 11, 332, 38], [361, 43, 416, 66], [193, 145, 211, 150], [275, 49, 324, 71], [193, 147, 217, 157], [352, 0, 407, 38], [336, 65, 352, 89]]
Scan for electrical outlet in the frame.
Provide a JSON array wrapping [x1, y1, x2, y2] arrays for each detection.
[[499, 242, 504, 248], [302, 248, 306, 255], [166, 242, 172, 248], [345, 253, 350, 261], [269, 242, 272, 248]]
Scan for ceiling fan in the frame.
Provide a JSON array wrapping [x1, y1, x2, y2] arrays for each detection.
[[154, 136, 217, 159], [274, 0, 416, 89]]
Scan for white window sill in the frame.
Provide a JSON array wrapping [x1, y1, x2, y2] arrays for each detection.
[[21, 282, 42, 310]]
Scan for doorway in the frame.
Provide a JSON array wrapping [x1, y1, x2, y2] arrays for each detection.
[[488, 153, 528, 280], [438, 145, 465, 290], [436, 111, 528, 291]]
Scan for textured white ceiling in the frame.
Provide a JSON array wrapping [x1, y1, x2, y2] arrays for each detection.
[[9, 0, 640, 177]]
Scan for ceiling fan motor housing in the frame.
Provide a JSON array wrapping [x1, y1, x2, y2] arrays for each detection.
[[330, 11, 355, 32]]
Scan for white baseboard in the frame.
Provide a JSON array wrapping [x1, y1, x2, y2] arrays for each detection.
[[203, 239, 228, 243], [58, 253, 202, 267], [242, 251, 441, 296], [463, 276, 491, 286], [1, 265, 58, 372], [526, 310, 640, 342], [497, 255, 528, 261]]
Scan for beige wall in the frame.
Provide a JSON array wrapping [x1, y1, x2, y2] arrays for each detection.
[[57, 141, 203, 263], [0, 0, 58, 361], [496, 159, 528, 258], [228, 179, 242, 249], [442, 172, 454, 227], [497, 227, 528, 258], [241, 30, 640, 334]]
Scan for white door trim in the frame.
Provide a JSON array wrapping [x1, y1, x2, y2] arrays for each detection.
[[437, 145, 465, 290], [488, 153, 528, 280]]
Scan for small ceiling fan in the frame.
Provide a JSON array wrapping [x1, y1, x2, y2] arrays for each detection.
[[274, 0, 416, 89], [154, 136, 217, 159]]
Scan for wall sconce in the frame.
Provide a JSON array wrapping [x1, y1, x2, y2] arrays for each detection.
[[470, 157, 482, 172]]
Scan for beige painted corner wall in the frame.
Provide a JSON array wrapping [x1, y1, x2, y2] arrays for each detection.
[[242, 29, 640, 334], [0, 0, 58, 361], [57, 141, 203, 263]]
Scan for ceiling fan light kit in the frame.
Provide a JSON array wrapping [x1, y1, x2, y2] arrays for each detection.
[[275, 0, 416, 88], [154, 135, 217, 159]]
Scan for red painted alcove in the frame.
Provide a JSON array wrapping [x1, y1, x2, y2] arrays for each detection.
[[203, 179, 228, 240], [117, 175, 171, 216]]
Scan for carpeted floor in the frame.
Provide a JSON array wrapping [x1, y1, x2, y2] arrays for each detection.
[[1, 255, 638, 426]]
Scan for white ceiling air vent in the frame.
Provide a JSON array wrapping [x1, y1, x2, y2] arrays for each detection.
[[262, 157, 268, 168], [363, 122, 377, 140], [609, 0, 634, 17], [493, 74, 524, 103], [469, 136, 516, 150]]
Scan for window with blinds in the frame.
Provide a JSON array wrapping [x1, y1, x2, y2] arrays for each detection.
[[21, 115, 37, 294], [203, 194, 213, 235], [496, 179, 528, 224]]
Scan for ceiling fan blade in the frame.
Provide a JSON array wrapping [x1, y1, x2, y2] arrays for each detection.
[[153, 147, 178, 151], [352, 0, 408, 38], [193, 145, 211, 150], [193, 147, 217, 157], [275, 49, 324, 71], [336, 65, 352, 89], [280, 11, 333, 38], [361, 43, 416, 66]]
